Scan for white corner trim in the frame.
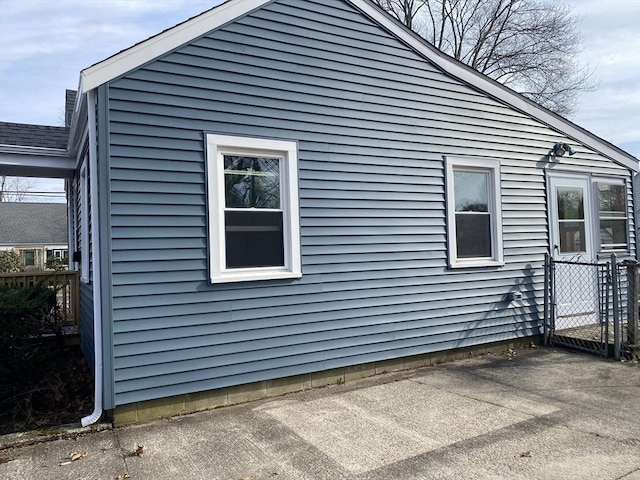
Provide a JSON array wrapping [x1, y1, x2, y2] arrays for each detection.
[[81, 0, 272, 92]]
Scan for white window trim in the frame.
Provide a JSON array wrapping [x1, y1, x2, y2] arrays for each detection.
[[206, 134, 301, 283], [445, 156, 504, 268], [79, 160, 90, 283], [592, 177, 629, 253]]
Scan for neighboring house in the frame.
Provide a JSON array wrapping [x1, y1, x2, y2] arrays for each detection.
[[0, 0, 638, 426], [0, 202, 68, 270]]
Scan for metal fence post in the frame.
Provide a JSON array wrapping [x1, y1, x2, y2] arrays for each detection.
[[544, 253, 550, 346], [611, 253, 621, 360]]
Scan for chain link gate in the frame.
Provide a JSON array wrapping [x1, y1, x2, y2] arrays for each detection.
[[544, 254, 640, 360]]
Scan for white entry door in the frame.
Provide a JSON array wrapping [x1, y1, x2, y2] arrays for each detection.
[[548, 175, 599, 323]]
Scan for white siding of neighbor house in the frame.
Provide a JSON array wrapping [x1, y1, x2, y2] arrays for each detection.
[[100, 0, 635, 407]]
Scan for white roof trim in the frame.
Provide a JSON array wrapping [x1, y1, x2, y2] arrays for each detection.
[[0, 144, 68, 156], [81, 0, 272, 92], [349, 0, 638, 172], [77, 0, 638, 172]]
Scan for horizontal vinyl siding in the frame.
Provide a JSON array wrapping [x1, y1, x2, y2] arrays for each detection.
[[106, 0, 634, 405]]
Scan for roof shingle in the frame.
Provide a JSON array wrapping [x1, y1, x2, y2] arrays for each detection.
[[0, 122, 69, 150], [0, 202, 68, 245]]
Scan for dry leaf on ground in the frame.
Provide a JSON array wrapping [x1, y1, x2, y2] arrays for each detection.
[[70, 452, 88, 461], [519, 451, 532, 458], [116, 474, 131, 480], [133, 444, 145, 456]]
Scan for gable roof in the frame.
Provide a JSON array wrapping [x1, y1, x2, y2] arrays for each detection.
[[76, 0, 638, 172], [0, 202, 68, 246]]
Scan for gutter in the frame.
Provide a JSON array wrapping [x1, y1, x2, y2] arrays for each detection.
[[81, 88, 103, 427]]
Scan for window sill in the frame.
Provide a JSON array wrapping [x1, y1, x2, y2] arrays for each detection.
[[597, 250, 631, 260], [448, 259, 504, 269], [210, 269, 301, 284]]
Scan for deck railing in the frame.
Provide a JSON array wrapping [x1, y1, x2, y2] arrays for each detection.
[[0, 270, 80, 327]]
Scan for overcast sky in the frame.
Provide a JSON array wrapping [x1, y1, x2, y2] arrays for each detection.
[[0, 0, 638, 201]]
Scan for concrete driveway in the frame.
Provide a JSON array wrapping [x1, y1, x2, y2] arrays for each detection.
[[1, 347, 639, 480]]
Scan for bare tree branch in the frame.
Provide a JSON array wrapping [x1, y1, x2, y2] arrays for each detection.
[[0, 176, 37, 202], [373, 0, 596, 116]]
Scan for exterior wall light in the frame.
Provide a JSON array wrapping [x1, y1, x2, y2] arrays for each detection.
[[550, 142, 577, 157]]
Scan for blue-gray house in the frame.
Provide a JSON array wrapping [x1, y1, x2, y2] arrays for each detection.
[[1, 0, 638, 426]]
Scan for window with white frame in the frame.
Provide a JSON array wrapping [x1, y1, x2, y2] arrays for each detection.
[[206, 134, 301, 283], [594, 179, 628, 251], [445, 157, 503, 267], [79, 161, 90, 283]]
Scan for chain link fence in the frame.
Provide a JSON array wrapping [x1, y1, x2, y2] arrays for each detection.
[[545, 254, 640, 360]]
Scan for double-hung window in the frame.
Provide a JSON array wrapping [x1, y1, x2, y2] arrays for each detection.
[[594, 179, 628, 251], [206, 134, 301, 283], [445, 157, 503, 267]]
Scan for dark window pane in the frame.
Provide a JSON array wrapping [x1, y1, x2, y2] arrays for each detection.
[[454, 171, 488, 212], [225, 211, 284, 268], [600, 219, 627, 248], [559, 220, 586, 253], [224, 156, 280, 209], [557, 187, 584, 220], [456, 213, 491, 258], [24, 250, 35, 266]]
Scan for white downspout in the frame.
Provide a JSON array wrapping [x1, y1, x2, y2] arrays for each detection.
[[82, 88, 103, 427]]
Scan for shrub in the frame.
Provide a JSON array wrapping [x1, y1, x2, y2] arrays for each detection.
[[0, 283, 61, 357], [46, 255, 69, 271], [0, 250, 25, 273], [0, 282, 69, 432]]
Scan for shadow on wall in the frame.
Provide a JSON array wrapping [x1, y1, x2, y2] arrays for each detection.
[[454, 263, 540, 348]]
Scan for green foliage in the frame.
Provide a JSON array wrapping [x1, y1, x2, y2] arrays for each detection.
[[0, 250, 25, 273], [46, 255, 69, 271]]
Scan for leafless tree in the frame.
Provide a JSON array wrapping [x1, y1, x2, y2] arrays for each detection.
[[371, 0, 595, 116], [373, 0, 428, 30], [0, 176, 37, 202]]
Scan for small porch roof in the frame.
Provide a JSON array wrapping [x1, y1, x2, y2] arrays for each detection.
[[0, 122, 74, 178]]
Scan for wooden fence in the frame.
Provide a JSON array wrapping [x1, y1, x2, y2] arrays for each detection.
[[0, 270, 80, 327]]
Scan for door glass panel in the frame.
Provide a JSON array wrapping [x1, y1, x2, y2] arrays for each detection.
[[559, 220, 586, 253], [557, 187, 584, 220]]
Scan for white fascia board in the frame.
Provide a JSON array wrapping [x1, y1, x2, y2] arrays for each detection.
[[0, 144, 69, 157], [349, 0, 639, 172], [0, 145, 74, 174], [80, 0, 272, 92]]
